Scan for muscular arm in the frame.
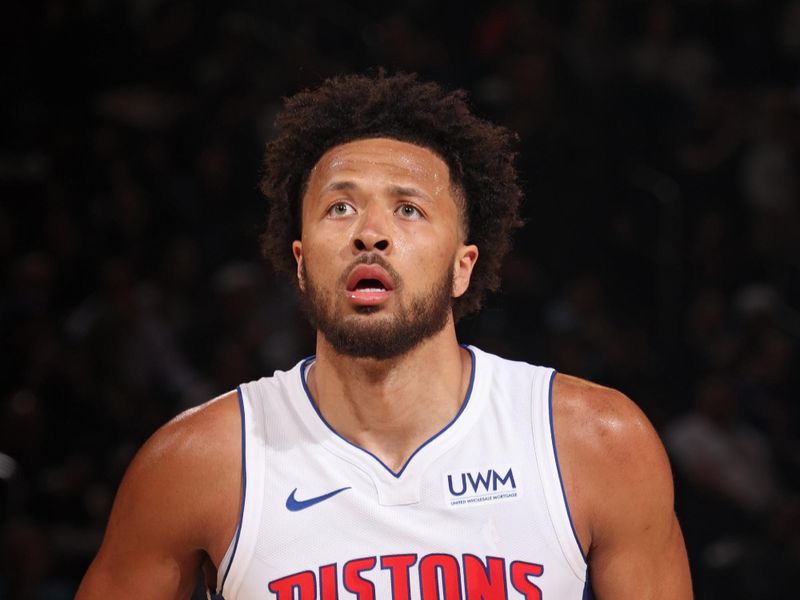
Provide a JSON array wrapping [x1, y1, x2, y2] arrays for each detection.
[[553, 375, 692, 599], [76, 391, 241, 600]]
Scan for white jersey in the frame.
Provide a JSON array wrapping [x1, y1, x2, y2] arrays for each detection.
[[214, 346, 591, 599]]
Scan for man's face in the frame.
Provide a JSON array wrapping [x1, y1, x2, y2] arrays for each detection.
[[293, 137, 478, 359]]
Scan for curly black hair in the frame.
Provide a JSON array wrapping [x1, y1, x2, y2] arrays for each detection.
[[260, 71, 524, 321]]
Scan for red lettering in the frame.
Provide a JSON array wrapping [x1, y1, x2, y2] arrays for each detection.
[[380, 554, 417, 600], [343, 557, 377, 600], [510, 561, 543, 600], [319, 564, 338, 600], [419, 554, 462, 600], [268, 570, 316, 600], [463, 555, 507, 600]]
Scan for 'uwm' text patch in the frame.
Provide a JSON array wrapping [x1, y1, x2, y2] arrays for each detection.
[[443, 465, 521, 508]]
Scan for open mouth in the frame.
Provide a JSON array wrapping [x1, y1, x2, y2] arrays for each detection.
[[345, 265, 395, 305], [352, 278, 387, 292], [345, 265, 394, 292]]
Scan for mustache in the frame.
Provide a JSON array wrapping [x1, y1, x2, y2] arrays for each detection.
[[338, 254, 402, 289]]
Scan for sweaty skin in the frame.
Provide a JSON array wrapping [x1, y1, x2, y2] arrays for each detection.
[[77, 138, 691, 599]]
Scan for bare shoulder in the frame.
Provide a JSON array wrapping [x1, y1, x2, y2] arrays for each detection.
[[143, 389, 242, 472], [76, 391, 242, 599], [551, 374, 674, 550], [552, 374, 667, 468], [119, 390, 242, 557], [128, 390, 242, 489], [551, 374, 692, 598]]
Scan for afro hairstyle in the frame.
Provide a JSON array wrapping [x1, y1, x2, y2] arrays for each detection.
[[260, 71, 524, 321]]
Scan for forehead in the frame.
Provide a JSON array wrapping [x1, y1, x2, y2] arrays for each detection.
[[307, 137, 452, 190]]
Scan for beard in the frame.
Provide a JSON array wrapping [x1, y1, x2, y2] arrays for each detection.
[[299, 255, 454, 360]]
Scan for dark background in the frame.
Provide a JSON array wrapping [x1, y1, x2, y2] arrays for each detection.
[[2, 0, 799, 598]]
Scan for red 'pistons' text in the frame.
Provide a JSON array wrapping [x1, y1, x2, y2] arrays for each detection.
[[267, 553, 544, 599]]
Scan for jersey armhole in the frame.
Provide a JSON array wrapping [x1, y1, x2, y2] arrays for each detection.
[[532, 369, 589, 581], [215, 385, 252, 598]]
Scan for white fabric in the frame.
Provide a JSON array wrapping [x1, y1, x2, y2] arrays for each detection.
[[217, 346, 588, 599]]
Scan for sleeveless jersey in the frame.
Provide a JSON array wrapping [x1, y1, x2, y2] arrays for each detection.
[[214, 346, 591, 599]]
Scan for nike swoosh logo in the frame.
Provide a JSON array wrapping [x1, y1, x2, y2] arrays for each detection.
[[286, 486, 351, 512]]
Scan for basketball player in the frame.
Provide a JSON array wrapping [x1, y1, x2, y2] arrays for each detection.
[[77, 73, 692, 599]]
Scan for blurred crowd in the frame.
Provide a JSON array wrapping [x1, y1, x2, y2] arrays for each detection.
[[2, 0, 799, 598]]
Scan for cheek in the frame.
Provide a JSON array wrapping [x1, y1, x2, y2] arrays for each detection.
[[394, 231, 457, 278], [305, 222, 355, 255], [301, 234, 347, 280]]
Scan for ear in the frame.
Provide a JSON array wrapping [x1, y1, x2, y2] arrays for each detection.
[[452, 244, 478, 298], [292, 240, 305, 291]]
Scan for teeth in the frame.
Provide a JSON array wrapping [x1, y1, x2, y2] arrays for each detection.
[[358, 287, 385, 292]]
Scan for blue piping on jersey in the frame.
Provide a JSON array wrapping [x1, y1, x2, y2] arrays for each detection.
[[217, 386, 248, 596], [299, 345, 477, 479], [582, 566, 594, 599], [547, 370, 590, 565]]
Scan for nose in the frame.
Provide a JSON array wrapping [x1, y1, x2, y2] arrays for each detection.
[[352, 207, 391, 253]]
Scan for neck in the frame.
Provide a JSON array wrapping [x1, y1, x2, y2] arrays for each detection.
[[306, 319, 472, 473]]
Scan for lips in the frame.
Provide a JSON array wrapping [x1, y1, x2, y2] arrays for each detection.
[[345, 264, 395, 292], [344, 264, 395, 306]]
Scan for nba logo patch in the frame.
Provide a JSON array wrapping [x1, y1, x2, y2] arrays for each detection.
[[443, 464, 521, 508]]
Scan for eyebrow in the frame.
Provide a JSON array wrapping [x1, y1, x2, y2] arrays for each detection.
[[387, 185, 432, 202], [321, 181, 358, 194], [320, 181, 432, 202]]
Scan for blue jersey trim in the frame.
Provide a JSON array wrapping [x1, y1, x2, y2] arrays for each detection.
[[547, 370, 589, 564], [582, 567, 594, 599], [299, 346, 477, 479], [218, 386, 248, 595]]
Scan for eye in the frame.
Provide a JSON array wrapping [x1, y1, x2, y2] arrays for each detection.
[[396, 204, 422, 220], [327, 202, 355, 218]]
